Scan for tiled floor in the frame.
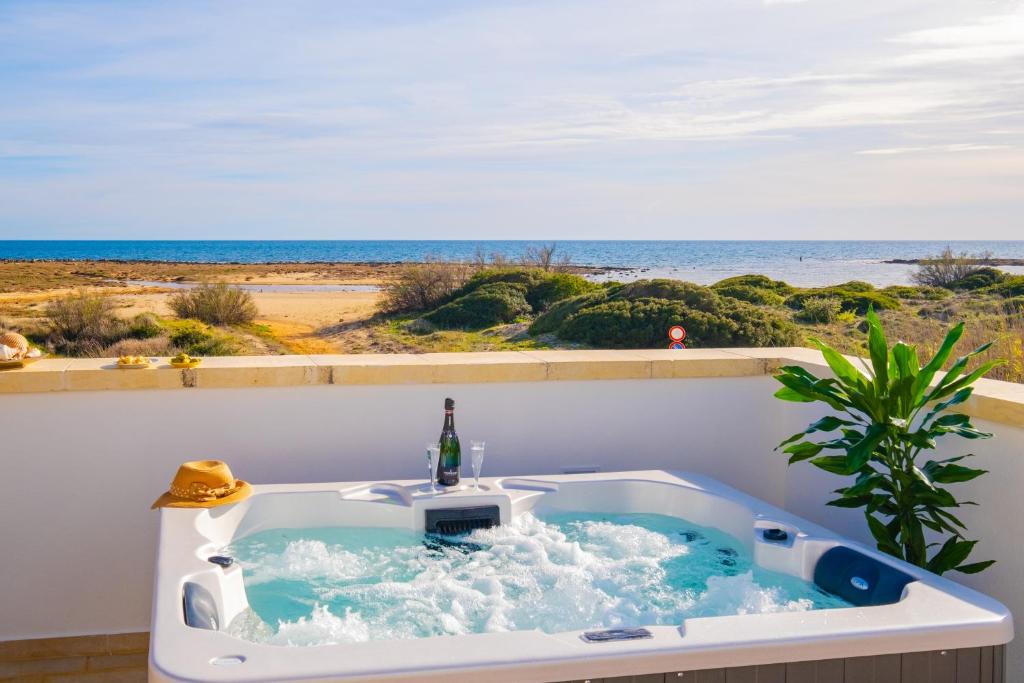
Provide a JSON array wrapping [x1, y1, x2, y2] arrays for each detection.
[[0, 633, 147, 683]]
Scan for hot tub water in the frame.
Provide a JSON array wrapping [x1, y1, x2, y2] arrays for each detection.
[[224, 511, 850, 646]]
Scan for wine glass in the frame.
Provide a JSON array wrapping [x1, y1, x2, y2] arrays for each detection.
[[470, 441, 486, 491], [426, 442, 441, 493]]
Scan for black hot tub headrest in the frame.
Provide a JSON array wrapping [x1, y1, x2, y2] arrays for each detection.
[[813, 546, 915, 607]]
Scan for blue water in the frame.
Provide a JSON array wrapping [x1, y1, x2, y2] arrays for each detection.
[[3, 240, 1024, 286], [223, 512, 849, 646]]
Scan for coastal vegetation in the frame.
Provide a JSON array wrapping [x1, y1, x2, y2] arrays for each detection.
[[0, 251, 1021, 383], [43, 291, 163, 357], [14, 288, 252, 358], [168, 282, 257, 325]]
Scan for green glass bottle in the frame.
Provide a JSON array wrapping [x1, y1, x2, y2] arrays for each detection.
[[436, 397, 461, 487]]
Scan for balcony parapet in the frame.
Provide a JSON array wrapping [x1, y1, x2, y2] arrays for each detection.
[[2, 348, 1021, 427]]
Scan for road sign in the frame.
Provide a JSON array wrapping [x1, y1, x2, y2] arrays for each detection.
[[668, 325, 686, 342]]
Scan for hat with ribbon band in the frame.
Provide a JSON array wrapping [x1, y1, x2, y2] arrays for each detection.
[[151, 460, 252, 509]]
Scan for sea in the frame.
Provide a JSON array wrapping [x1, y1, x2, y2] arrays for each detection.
[[3, 240, 1024, 288]]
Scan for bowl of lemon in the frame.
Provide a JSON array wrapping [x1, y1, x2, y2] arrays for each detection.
[[117, 355, 153, 369], [169, 352, 201, 369]]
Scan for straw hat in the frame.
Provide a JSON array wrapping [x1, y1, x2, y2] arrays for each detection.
[[151, 460, 252, 509]]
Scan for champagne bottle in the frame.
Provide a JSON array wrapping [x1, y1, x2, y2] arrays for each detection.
[[436, 398, 461, 487]]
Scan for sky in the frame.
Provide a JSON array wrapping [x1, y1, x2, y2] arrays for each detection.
[[1, 0, 1022, 240]]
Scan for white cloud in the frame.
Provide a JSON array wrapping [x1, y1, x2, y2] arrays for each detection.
[[857, 143, 1012, 155], [889, 7, 1024, 66], [0, 0, 1022, 238]]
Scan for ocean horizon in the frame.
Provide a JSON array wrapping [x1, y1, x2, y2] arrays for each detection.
[[3, 240, 1024, 287]]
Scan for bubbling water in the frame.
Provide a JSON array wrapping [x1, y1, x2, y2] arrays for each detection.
[[225, 512, 849, 646]]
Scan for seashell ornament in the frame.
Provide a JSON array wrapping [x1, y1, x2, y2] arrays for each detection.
[[0, 344, 19, 361], [0, 332, 29, 357]]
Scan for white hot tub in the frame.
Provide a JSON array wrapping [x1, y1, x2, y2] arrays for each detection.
[[149, 470, 1012, 682]]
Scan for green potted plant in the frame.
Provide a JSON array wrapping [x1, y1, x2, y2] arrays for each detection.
[[774, 309, 1002, 575]]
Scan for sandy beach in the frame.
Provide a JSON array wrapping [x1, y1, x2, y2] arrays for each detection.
[[0, 261, 393, 354]]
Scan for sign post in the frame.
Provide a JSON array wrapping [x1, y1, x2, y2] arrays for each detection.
[[668, 325, 686, 350]]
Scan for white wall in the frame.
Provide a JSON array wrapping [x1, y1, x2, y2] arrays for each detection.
[[1, 376, 1021, 671]]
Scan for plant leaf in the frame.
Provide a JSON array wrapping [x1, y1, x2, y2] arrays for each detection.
[[955, 560, 996, 575], [926, 360, 1004, 406], [845, 423, 886, 471], [866, 514, 902, 558], [809, 455, 856, 476], [865, 307, 889, 390], [810, 339, 863, 384], [927, 537, 977, 575], [773, 386, 815, 403], [827, 495, 872, 508], [912, 322, 964, 404], [926, 463, 988, 484], [777, 415, 858, 449]]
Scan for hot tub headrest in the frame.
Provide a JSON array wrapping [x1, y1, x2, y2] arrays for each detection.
[[813, 546, 914, 607], [183, 581, 219, 630]]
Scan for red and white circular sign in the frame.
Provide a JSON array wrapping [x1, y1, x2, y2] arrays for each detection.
[[668, 325, 686, 342]]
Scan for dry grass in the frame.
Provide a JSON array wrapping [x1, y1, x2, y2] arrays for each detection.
[[912, 246, 993, 288], [257, 319, 340, 354], [0, 260, 405, 293], [168, 283, 258, 325], [808, 301, 1024, 384], [378, 259, 475, 313], [40, 291, 166, 356]]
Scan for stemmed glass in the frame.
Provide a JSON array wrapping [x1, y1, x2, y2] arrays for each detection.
[[470, 441, 486, 491], [426, 442, 441, 493]]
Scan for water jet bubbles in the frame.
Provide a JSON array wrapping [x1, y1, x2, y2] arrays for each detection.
[[677, 530, 705, 544], [226, 512, 851, 645]]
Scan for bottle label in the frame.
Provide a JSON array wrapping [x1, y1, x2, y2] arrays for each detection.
[[439, 464, 460, 486]]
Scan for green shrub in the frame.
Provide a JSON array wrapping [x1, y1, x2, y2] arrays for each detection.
[[981, 276, 1024, 298], [611, 279, 722, 310], [833, 280, 875, 292], [713, 284, 786, 306], [558, 297, 799, 348], [529, 277, 799, 348], [880, 285, 951, 301], [785, 288, 899, 314], [168, 322, 239, 356], [126, 313, 162, 338], [836, 310, 857, 323], [44, 292, 165, 356], [948, 267, 1007, 291], [712, 274, 793, 295], [379, 260, 474, 313], [45, 292, 119, 344], [528, 289, 610, 335], [796, 296, 842, 323], [425, 283, 531, 329], [1002, 296, 1024, 314], [455, 269, 597, 311], [529, 272, 598, 310], [912, 246, 993, 288], [168, 283, 257, 325]]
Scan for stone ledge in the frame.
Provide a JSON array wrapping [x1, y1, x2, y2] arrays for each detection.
[[0, 349, 1021, 428]]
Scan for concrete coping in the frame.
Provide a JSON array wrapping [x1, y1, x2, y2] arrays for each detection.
[[1, 348, 1021, 427]]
